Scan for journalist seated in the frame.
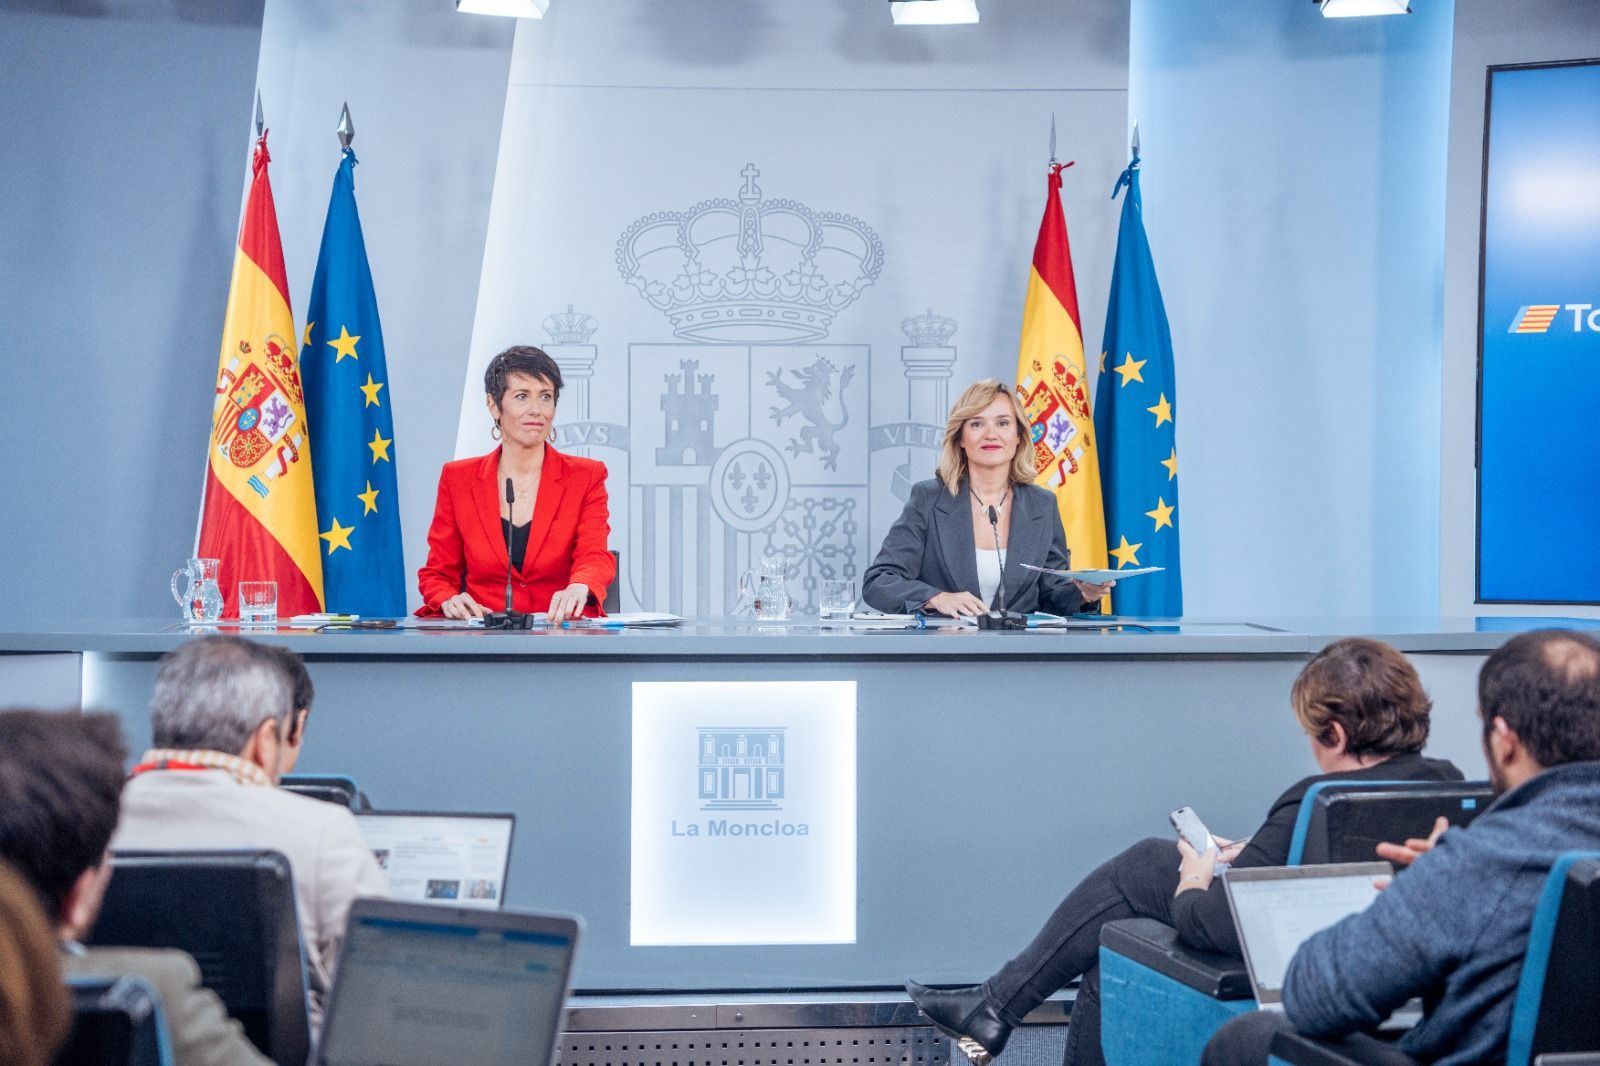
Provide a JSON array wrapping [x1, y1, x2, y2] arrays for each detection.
[[0, 709, 272, 1066], [1202, 628, 1600, 1066], [113, 635, 387, 1030], [906, 638, 1462, 1066], [862, 379, 1110, 619]]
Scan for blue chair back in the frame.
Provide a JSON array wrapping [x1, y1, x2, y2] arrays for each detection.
[[1287, 780, 1493, 866], [54, 975, 173, 1066], [1505, 852, 1600, 1066]]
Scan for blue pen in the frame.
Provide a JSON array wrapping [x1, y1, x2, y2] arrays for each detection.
[[561, 620, 628, 630]]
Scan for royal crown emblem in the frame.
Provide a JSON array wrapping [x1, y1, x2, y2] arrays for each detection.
[[616, 164, 884, 344], [901, 308, 958, 347], [543, 303, 598, 345]]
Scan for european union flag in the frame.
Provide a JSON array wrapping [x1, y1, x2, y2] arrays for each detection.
[[1093, 153, 1182, 616], [302, 147, 405, 615]]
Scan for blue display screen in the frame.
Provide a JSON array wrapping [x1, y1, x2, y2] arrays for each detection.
[[1478, 60, 1600, 604]]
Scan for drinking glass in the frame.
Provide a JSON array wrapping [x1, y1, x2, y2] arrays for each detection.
[[755, 574, 789, 621], [819, 579, 856, 621], [238, 581, 278, 627]]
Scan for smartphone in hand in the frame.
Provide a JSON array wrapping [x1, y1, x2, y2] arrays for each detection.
[[1169, 806, 1217, 855]]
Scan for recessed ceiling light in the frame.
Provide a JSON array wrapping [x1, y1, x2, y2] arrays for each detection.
[[889, 0, 980, 26], [455, 0, 548, 18]]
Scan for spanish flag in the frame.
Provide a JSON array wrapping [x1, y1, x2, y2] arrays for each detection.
[[1015, 162, 1108, 578], [196, 132, 325, 616]]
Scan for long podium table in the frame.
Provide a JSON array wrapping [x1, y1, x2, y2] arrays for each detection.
[[2, 615, 1588, 991]]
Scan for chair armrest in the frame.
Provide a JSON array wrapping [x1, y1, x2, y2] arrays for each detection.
[[1100, 918, 1252, 999], [1269, 1030, 1421, 1066]]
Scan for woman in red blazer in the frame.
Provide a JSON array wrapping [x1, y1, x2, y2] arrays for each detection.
[[417, 346, 615, 622]]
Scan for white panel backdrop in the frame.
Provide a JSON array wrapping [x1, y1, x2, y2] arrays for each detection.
[[459, 0, 1129, 613]]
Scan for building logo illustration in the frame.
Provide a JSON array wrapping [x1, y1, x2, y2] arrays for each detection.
[[697, 726, 785, 811]]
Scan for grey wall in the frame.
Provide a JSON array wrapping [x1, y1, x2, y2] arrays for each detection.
[[1127, 0, 1455, 620], [0, 1, 266, 621], [1438, 0, 1600, 619], [252, 0, 515, 604]]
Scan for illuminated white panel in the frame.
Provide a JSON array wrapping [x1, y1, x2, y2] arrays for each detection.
[[631, 681, 856, 946]]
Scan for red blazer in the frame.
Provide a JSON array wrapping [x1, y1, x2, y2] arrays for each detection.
[[416, 445, 616, 617]]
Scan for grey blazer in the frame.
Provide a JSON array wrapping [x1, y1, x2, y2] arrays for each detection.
[[862, 477, 1091, 616]]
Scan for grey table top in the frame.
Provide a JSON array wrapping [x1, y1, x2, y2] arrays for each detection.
[[2, 615, 1596, 659]]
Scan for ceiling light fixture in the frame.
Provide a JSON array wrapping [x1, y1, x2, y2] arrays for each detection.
[[1317, 0, 1410, 17], [888, 0, 979, 26], [455, 0, 548, 18]]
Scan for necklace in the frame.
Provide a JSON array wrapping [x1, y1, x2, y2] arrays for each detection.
[[970, 484, 1012, 513]]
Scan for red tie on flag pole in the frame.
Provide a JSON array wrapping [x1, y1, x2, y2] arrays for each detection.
[[1015, 161, 1109, 583], [196, 131, 325, 617]]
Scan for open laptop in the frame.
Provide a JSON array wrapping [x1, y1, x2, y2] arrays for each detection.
[[355, 811, 515, 910], [1223, 862, 1391, 1010], [314, 899, 580, 1066]]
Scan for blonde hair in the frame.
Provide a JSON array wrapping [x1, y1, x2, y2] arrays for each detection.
[[0, 861, 69, 1066], [936, 380, 1038, 493]]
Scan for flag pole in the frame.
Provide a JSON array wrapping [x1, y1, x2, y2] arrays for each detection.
[[193, 97, 267, 558], [338, 102, 354, 150]]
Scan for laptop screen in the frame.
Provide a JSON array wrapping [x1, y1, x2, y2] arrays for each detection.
[[355, 812, 515, 910], [1223, 863, 1389, 1005], [316, 901, 578, 1066]]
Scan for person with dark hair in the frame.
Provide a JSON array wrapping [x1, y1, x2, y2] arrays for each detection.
[[114, 637, 386, 1031], [0, 709, 271, 1066], [907, 638, 1461, 1066], [417, 344, 615, 623], [1203, 627, 1600, 1066], [259, 643, 313, 776]]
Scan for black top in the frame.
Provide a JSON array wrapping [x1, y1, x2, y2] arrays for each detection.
[[1170, 752, 1464, 956], [501, 519, 531, 571]]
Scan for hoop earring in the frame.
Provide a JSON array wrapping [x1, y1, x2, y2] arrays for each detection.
[[491, 423, 502, 441]]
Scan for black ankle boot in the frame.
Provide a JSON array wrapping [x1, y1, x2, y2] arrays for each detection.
[[905, 980, 1013, 1065]]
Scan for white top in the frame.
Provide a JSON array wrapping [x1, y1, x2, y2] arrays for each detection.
[[975, 541, 1007, 608]]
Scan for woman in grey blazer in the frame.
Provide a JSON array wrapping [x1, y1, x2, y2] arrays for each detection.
[[862, 379, 1110, 618]]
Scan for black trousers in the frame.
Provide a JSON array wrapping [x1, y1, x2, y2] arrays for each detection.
[[979, 837, 1184, 1066]]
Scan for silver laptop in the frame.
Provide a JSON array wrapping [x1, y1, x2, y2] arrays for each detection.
[[315, 899, 580, 1066], [1222, 862, 1391, 1010], [355, 811, 516, 911]]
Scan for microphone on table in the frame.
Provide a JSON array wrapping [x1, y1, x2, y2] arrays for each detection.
[[485, 476, 534, 630], [977, 501, 1027, 631]]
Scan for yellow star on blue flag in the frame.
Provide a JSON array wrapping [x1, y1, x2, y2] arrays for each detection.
[[1093, 150, 1182, 615], [300, 147, 405, 615]]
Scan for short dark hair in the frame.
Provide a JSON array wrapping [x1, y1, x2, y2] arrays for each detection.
[[484, 345, 563, 406], [261, 645, 314, 715], [1291, 638, 1432, 758], [1479, 628, 1600, 767], [0, 711, 127, 918]]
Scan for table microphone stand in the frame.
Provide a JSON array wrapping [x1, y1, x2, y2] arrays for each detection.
[[484, 475, 537, 630], [977, 503, 1027, 630]]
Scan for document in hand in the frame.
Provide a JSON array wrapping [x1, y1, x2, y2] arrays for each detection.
[[1021, 563, 1164, 584]]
